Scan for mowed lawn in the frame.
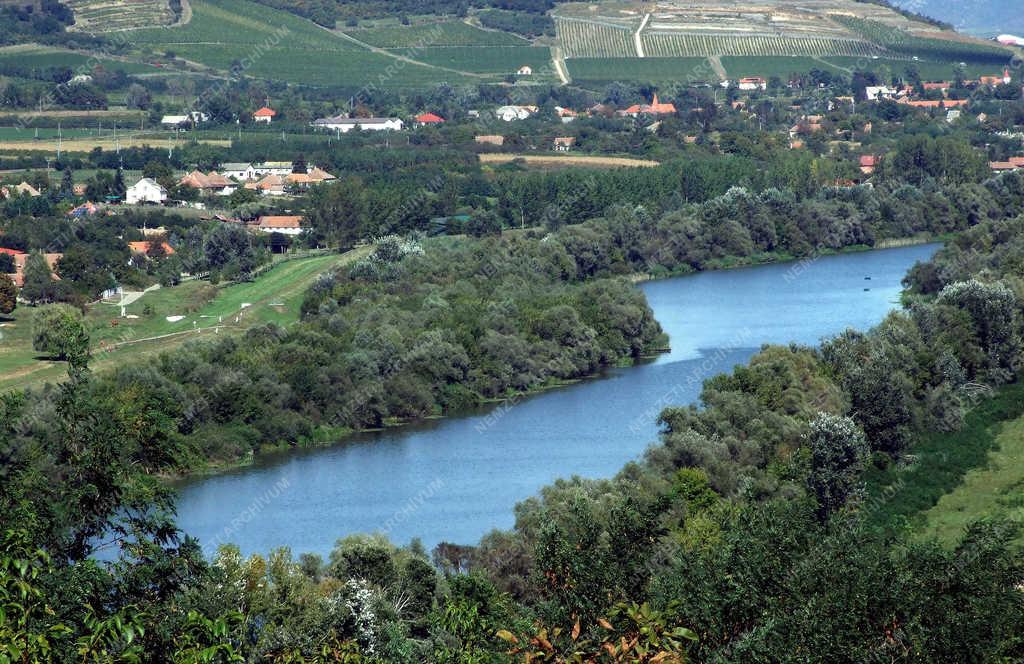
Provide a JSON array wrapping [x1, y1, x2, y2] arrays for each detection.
[[0, 248, 367, 391], [916, 414, 1024, 547]]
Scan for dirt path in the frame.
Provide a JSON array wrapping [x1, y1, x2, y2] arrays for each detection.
[[172, 0, 192, 28], [708, 55, 727, 80], [634, 12, 650, 57], [553, 46, 570, 84]]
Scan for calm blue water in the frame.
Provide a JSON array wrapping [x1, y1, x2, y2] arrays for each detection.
[[173, 244, 940, 557]]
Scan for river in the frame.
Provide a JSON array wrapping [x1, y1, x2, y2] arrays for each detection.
[[174, 243, 940, 558]]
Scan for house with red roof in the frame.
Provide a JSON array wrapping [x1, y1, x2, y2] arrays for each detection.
[[10, 252, 62, 288], [179, 171, 236, 195], [255, 215, 303, 236], [253, 106, 276, 124], [859, 155, 880, 175], [128, 240, 175, 257], [415, 112, 445, 126], [619, 94, 676, 118]]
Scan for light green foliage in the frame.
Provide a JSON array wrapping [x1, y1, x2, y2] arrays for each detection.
[[31, 303, 90, 368]]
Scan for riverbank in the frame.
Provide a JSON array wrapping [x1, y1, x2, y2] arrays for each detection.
[[166, 238, 944, 482]]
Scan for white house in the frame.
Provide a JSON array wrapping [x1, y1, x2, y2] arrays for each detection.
[[737, 77, 767, 91], [125, 178, 167, 205], [221, 162, 257, 180], [312, 116, 404, 133], [516, 65, 533, 76], [252, 161, 294, 177], [253, 106, 276, 123], [255, 215, 303, 235], [160, 111, 209, 128], [494, 105, 535, 121]]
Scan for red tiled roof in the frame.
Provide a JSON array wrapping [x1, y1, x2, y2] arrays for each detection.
[[254, 106, 276, 117], [415, 112, 445, 123], [0, 247, 25, 256], [257, 215, 302, 229], [128, 241, 175, 255]]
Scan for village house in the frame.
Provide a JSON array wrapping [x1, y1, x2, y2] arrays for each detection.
[[474, 135, 505, 147], [0, 182, 41, 199], [553, 136, 575, 152], [555, 106, 578, 123], [125, 178, 168, 205], [864, 85, 898, 101], [255, 215, 303, 236], [127, 240, 175, 257], [10, 252, 61, 288], [253, 106, 276, 124], [160, 111, 209, 128], [415, 112, 445, 126], [245, 175, 286, 196], [179, 171, 235, 196], [221, 162, 257, 180], [619, 94, 676, 118], [516, 65, 533, 76], [312, 116, 405, 133], [737, 76, 767, 91], [68, 202, 100, 218], [859, 155, 880, 175], [989, 157, 1024, 172], [921, 81, 951, 93], [494, 105, 536, 121], [252, 162, 294, 177]]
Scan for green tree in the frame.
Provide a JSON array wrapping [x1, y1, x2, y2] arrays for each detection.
[[0, 273, 15, 316], [19, 252, 55, 305], [805, 412, 869, 521], [32, 303, 90, 368]]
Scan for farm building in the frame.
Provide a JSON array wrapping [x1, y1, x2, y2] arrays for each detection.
[[161, 112, 209, 128], [126, 178, 168, 205], [516, 65, 533, 76], [253, 106, 277, 123], [555, 107, 578, 123], [475, 135, 505, 147], [253, 162, 294, 177], [255, 216, 303, 236], [864, 86, 898, 101], [245, 175, 286, 196], [312, 116, 404, 133], [989, 157, 1024, 172]]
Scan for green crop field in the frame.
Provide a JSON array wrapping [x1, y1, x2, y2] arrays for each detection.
[[643, 33, 882, 58], [566, 57, 714, 84], [822, 57, 1005, 80], [719, 56, 847, 79], [345, 20, 529, 47], [410, 46, 553, 75], [0, 48, 159, 75], [0, 249, 368, 392], [124, 0, 493, 86], [834, 16, 1012, 64]]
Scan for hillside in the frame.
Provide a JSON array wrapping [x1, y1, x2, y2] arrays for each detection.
[[890, 0, 1024, 38]]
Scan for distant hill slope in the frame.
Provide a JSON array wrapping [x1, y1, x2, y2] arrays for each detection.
[[889, 0, 1024, 37]]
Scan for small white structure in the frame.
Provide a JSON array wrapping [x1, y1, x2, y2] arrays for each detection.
[[312, 116, 404, 133], [864, 86, 898, 101], [125, 178, 167, 205], [516, 65, 533, 76], [221, 162, 256, 180], [253, 106, 276, 123], [252, 161, 294, 177], [161, 111, 209, 127], [737, 76, 767, 91], [495, 105, 535, 122]]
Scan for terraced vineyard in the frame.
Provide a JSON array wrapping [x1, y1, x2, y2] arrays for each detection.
[[65, 0, 177, 32], [642, 32, 883, 57], [556, 16, 636, 58], [835, 16, 1012, 63]]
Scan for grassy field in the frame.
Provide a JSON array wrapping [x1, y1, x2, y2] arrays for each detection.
[[124, 0, 483, 87], [822, 57, 1005, 80], [344, 20, 529, 47], [409, 46, 553, 75], [863, 382, 1024, 541], [0, 249, 368, 392], [720, 56, 846, 79], [565, 57, 714, 84], [916, 413, 1024, 547], [0, 47, 160, 75]]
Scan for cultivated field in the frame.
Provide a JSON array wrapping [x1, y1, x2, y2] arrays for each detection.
[[344, 20, 529, 47], [554, 0, 1015, 79], [411, 46, 554, 75], [65, 0, 177, 33], [0, 133, 230, 153], [0, 46, 160, 75]]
